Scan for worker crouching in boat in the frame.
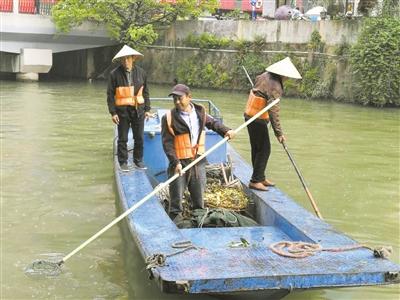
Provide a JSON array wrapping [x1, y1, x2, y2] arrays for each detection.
[[161, 84, 235, 220], [245, 57, 302, 191]]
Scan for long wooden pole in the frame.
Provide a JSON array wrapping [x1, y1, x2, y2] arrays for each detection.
[[242, 65, 254, 87], [282, 142, 323, 219], [58, 98, 281, 265]]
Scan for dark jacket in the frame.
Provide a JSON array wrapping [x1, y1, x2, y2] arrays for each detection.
[[161, 103, 231, 168], [107, 65, 150, 116], [247, 72, 284, 137]]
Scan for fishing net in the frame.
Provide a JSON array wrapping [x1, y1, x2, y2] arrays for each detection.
[[25, 258, 63, 277]]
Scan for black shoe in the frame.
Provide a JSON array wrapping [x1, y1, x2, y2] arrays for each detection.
[[134, 161, 147, 169], [120, 163, 131, 172]]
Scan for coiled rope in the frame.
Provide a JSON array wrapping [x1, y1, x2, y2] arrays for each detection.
[[270, 241, 392, 259], [145, 240, 198, 270]]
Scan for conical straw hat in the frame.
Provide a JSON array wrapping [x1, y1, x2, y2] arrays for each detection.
[[266, 57, 302, 79], [112, 45, 144, 62]]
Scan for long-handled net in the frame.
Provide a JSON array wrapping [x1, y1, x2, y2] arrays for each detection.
[[26, 99, 280, 276], [25, 254, 64, 277]]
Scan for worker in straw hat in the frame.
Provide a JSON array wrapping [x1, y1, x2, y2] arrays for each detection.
[[244, 57, 302, 191], [107, 45, 152, 171]]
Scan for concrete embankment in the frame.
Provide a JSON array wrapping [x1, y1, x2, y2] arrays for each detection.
[[46, 20, 361, 100]]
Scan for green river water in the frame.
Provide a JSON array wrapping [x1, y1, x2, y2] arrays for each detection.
[[1, 80, 399, 299]]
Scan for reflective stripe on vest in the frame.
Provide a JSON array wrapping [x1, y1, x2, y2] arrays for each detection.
[[115, 86, 144, 106], [166, 110, 206, 159], [244, 90, 270, 120]]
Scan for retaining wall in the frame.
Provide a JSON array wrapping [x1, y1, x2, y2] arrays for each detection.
[[46, 20, 361, 99]]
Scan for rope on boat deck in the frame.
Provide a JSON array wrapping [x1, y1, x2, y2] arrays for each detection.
[[270, 241, 393, 259], [145, 241, 198, 271]]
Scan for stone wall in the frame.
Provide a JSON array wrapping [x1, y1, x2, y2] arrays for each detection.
[[157, 19, 362, 47], [43, 19, 361, 100], [140, 47, 352, 99]]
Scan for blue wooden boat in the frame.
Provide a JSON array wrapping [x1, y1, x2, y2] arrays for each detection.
[[114, 98, 399, 299]]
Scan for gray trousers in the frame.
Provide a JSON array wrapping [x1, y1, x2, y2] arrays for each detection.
[[168, 158, 206, 218]]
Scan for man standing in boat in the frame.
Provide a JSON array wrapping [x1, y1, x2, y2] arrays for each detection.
[[161, 84, 235, 220], [245, 57, 302, 191], [107, 45, 152, 171]]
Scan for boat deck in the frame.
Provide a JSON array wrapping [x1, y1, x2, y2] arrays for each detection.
[[116, 144, 400, 294], [181, 226, 290, 249]]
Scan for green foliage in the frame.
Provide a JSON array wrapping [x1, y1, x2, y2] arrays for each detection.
[[233, 39, 253, 52], [269, 53, 287, 64], [297, 58, 338, 99], [224, 9, 242, 19], [334, 42, 351, 56], [201, 64, 230, 87], [127, 25, 158, 47], [307, 30, 325, 52], [282, 56, 303, 95], [184, 33, 230, 49], [176, 55, 231, 88], [381, 0, 400, 17], [350, 17, 400, 106], [184, 34, 198, 47], [311, 62, 337, 99], [232, 53, 267, 88], [359, 0, 399, 17], [175, 33, 347, 103], [176, 56, 200, 86], [52, 0, 218, 46], [300, 65, 320, 98], [174, 45, 340, 101], [252, 36, 267, 52]]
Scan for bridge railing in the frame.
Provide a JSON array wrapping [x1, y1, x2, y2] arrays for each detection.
[[20, 0, 57, 15], [19, 0, 35, 14], [0, 0, 57, 15], [0, 0, 13, 12]]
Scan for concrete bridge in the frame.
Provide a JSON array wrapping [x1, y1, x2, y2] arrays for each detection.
[[0, 0, 117, 80]]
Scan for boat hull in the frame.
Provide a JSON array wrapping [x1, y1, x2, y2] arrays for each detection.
[[113, 102, 400, 297]]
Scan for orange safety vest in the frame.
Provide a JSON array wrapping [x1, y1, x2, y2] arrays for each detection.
[[244, 90, 270, 120], [115, 86, 144, 107], [166, 110, 206, 159]]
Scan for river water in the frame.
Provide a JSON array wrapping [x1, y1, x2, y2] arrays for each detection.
[[1, 80, 399, 300]]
